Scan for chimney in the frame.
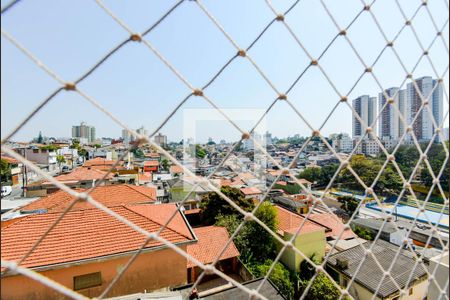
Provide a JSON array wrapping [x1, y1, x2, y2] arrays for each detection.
[[336, 257, 349, 270]]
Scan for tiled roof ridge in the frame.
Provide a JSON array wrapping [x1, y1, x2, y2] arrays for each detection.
[[121, 205, 193, 240], [124, 184, 155, 200]]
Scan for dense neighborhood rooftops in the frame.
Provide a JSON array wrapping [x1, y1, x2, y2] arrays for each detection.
[[1, 204, 195, 270], [275, 205, 324, 235], [327, 240, 428, 298], [187, 226, 239, 268], [20, 184, 157, 213]]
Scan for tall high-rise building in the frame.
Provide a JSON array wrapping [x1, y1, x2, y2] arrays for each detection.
[[378, 87, 407, 140], [406, 76, 443, 142], [154, 133, 167, 147], [72, 122, 96, 144], [352, 95, 377, 139], [136, 126, 149, 137]]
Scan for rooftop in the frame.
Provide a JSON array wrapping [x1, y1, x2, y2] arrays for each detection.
[[20, 184, 156, 213], [275, 205, 325, 235], [240, 187, 262, 196], [327, 239, 428, 298], [187, 226, 239, 268], [308, 213, 356, 240], [48, 167, 113, 183], [1, 203, 194, 270]]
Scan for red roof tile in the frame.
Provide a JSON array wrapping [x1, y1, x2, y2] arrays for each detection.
[[1, 156, 20, 164], [82, 157, 116, 167], [307, 213, 356, 240], [275, 206, 324, 235], [144, 160, 159, 167], [187, 226, 239, 268], [1, 204, 194, 269], [48, 167, 113, 183], [240, 187, 262, 195], [170, 165, 184, 174], [21, 184, 157, 213]]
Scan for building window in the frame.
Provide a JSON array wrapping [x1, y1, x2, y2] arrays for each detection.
[[73, 272, 102, 290], [33, 149, 39, 153]]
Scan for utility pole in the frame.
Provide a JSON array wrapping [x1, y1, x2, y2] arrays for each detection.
[[21, 148, 28, 197]]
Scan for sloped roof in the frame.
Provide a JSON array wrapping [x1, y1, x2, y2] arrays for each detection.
[[187, 226, 239, 268], [20, 184, 156, 213], [275, 205, 324, 235], [49, 167, 113, 183], [1, 156, 20, 164], [240, 187, 262, 196], [308, 213, 356, 240], [144, 160, 159, 167], [1, 204, 194, 269], [170, 165, 184, 174], [327, 240, 427, 298], [82, 157, 116, 167]]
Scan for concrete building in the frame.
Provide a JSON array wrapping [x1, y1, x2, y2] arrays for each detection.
[[427, 252, 449, 300], [406, 77, 443, 142], [331, 133, 353, 153], [353, 95, 377, 139], [154, 133, 167, 147], [72, 122, 96, 144], [379, 87, 407, 141]]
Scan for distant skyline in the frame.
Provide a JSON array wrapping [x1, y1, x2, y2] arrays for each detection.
[[2, 0, 448, 143]]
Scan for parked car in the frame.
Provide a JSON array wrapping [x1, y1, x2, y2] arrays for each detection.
[[1, 185, 12, 197]]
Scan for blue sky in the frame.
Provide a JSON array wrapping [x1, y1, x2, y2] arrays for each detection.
[[1, 0, 448, 143]]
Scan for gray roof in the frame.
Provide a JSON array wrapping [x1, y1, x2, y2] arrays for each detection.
[[327, 240, 427, 298], [201, 278, 286, 300]]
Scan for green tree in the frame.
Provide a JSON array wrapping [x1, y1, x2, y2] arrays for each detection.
[[249, 260, 294, 299], [303, 272, 342, 300], [161, 158, 170, 171], [337, 196, 359, 216], [0, 159, 11, 183], [56, 155, 66, 171], [215, 202, 278, 262], [37, 131, 43, 143], [200, 186, 254, 225], [352, 225, 374, 241]]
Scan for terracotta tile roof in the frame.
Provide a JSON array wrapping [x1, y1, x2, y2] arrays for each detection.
[[237, 172, 256, 180], [276, 181, 287, 186], [144, 160, 159, 167], [20, 184, 157, 213], [220, 179, 233, 187], [268, 170, 283, 177], [48, 167, 113, 183], [187, 226, 239, 268], [275, 205, 324, 235], [308, 213, 356, 240], [82, 157, 116, 167], [297, 178, 312, 185], [170, 165, 184, 174], [240, 187, 262, 195], [138, 172, 152, 182], [1, 156, 20, 164], [1, 204, 194, 269]]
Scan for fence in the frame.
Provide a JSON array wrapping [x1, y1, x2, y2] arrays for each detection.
[[1, 0, 449, 299]]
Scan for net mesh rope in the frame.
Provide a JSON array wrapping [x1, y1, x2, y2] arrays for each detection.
[[1, 0, 448, 299]]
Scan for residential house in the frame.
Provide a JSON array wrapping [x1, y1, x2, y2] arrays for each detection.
[[240, 187, 263, 202], [274, 205, 326, 272], [427, 252, 449, 300], [1, 203, 196, 299], [23, 147, 58, 173], [19, 184, 157, 214], [327, 240, 428, 300], [25, 167, 114, 197], [143, 160, 159, 173], [187, 226, 240, 283], [1, 155, 22, 186]]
